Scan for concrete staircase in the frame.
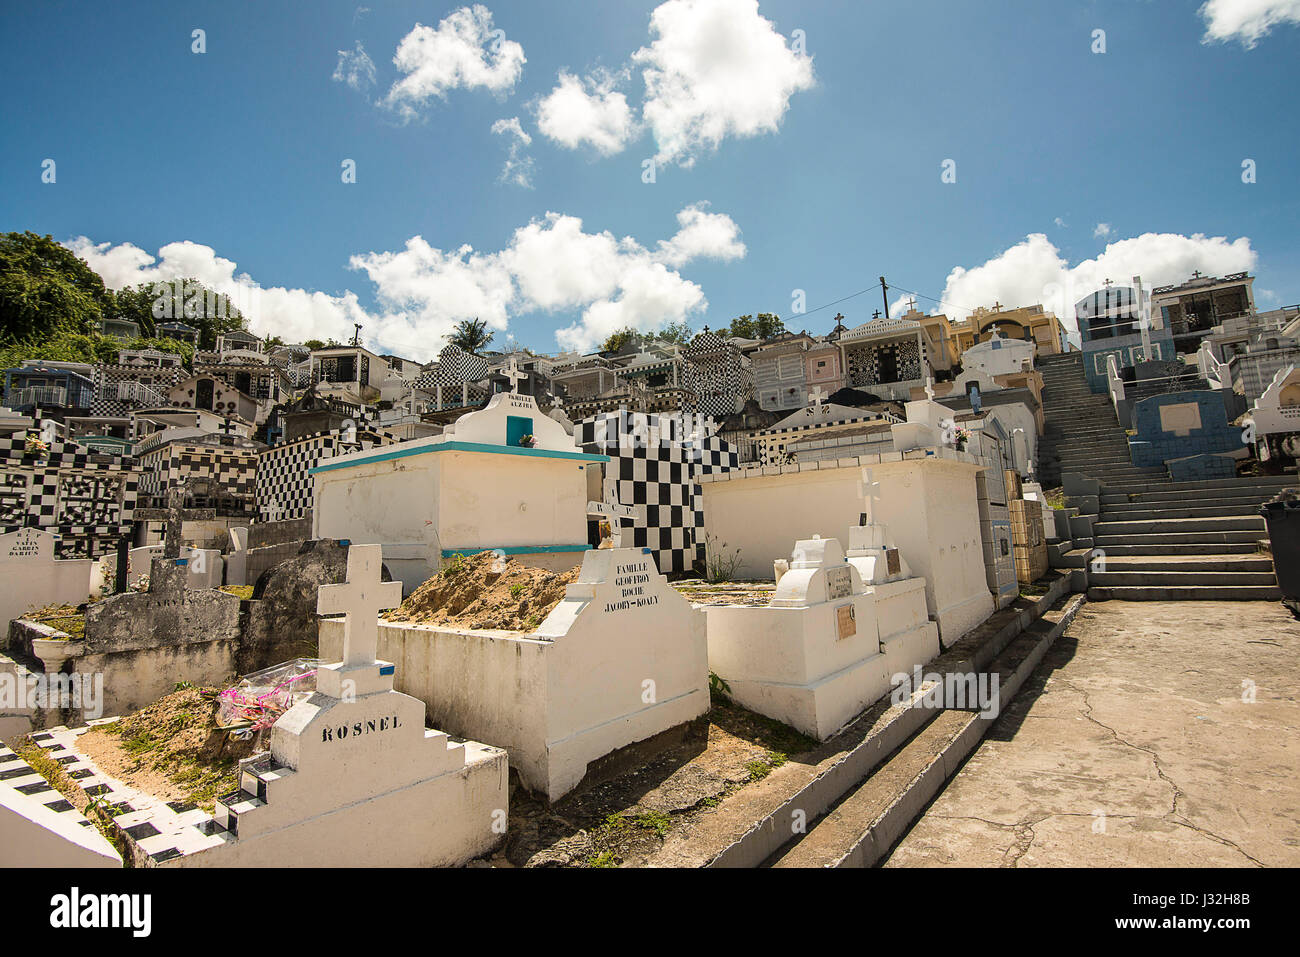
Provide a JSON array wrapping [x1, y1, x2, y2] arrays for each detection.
[[1036, 352, 1292, 600], [1036, 353, 1167, 487], [1084, 475, 1289, 600]]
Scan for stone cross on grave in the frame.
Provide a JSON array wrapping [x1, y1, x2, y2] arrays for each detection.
[[162, 483, 206, 559], [317, 544, 403, 671], [857, 468, 882, 527], [503, 356, 526, 394], [923, 374, 936, 401], [807, 385, 828, 414]]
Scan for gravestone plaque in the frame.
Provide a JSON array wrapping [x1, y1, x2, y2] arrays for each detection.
[[826, 565, 852, 601], [836, 603, 856, 640]]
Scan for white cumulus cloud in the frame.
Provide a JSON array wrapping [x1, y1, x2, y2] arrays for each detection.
[[66, 237, 368, 347], [933, 231, 1258, 339], [384, 4, 525, 119], [633, 0, 815, 166], [349, 205, 746, 356], [1093, 223, 1112, 239], [332, 41, 377, 92], [491, 116, 535, 188], [1200, 0, 1300, 47], [535, 69, 636, 156]]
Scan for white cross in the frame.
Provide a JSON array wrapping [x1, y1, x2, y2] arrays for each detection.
[[503, 356, 526, 394], [317, 544, 403, 669], [923, 374, 935, 401], [807, 385, 828, 411], [858, 468, 882, 526]]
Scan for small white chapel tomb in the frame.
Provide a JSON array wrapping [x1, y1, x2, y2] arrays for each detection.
[[107, 545, 508, 867], [311, 381, 608, 590], [319, 546, 709, 803]]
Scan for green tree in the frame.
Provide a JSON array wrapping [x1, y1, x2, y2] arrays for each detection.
[[602, 321, 695, 353], [602, 328, 637, 353], [725, 313, 785, 340], [446, 318, 494, 353], [0, 232, 112, 344], [112, 277, 244, 350]]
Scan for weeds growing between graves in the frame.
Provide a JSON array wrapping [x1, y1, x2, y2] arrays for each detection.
[[12, 735, 133, 864], [703, 533, 743, 583]]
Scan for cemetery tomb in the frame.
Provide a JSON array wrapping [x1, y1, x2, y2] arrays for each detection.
[[255, 424, 400, 522], [312, 390, 608, 591], [577, 410, 738, 573], [1009, 499, 1049, 584], [0, 527, 96, 629], [971, 424, 1018, 609], [19, 546, 508, 867], [0, 741, 122, 868], [701, 447, 992, 643], [706, 525, 938, 741], [0, 430, 141, 559], [319, 546, 709, 802]]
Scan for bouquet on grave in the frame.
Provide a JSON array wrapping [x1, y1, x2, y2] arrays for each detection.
[[24, 433, 49, 457], [217, 658, 322, 733], [518, 433, 537, 448]]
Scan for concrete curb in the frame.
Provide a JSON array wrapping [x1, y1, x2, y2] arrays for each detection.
[[706, 575, 1074, 868], [820, 591, 1085, 868]]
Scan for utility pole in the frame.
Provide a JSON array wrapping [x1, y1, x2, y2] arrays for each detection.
[[352, 323, 362, 347], [879, 277, 890, 319]]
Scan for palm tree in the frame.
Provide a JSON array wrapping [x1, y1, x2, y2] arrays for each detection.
[[447, 318, 494, 353]]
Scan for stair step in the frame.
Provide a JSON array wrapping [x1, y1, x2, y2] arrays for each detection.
[[1089, 570, 1278, 586], [1087, 584, 1283, 601], [1094, 516, 1265, 534], [1094, 529, 1263, 546], [1093, 555, 1274, 572], [1087, 542, 1261, 555], [1099, 503, 1264, 520]]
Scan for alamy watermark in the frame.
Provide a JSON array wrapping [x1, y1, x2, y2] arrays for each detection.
[[0, 671, 104, 719], [891, 665, 1000, 719]]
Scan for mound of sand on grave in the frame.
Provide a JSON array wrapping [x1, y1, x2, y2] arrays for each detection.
[[76, 685, 244, 810], [382, 551, 581, 632]]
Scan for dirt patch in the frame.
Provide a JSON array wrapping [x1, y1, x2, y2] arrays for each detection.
[[499, 694, 818, 867], [75, 686, 247, 811], [382, 551, 580, 631], [672, 578, 774, 607], [25, 603, 87, 637]]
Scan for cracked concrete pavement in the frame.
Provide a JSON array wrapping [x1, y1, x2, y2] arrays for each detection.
[[884, 601, 1300, 867]]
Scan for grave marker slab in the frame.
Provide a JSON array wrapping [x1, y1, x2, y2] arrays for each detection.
[[317, 546, 709, 802]]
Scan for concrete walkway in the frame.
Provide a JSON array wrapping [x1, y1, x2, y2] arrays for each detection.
[[884, 601, 1300, 867]]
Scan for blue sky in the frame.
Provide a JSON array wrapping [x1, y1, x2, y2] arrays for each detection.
[[3, 0, 1298, 360]]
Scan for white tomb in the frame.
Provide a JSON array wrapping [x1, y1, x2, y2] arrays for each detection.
[[892, 377, 949, 453], [0, 528, 95, 628], [311, 390, 608, 590], [318, 546, 709, 802], [700, 447, 993, 643], [1248, 363, 1300, 439], [136, 545, 508, 867], [705, 529, 938, 741]]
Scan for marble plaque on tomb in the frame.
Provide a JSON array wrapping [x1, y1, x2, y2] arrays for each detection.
[[836, 603, 856, 640], [1158, 402, 1202, 437], [826, 565, 852, 601], [886, 548, 901, 577]]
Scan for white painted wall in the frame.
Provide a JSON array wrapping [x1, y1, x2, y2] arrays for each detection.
[[319, 548, 709, 802], [701, 453, 993, 643], [0, 529, 94, 628]]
